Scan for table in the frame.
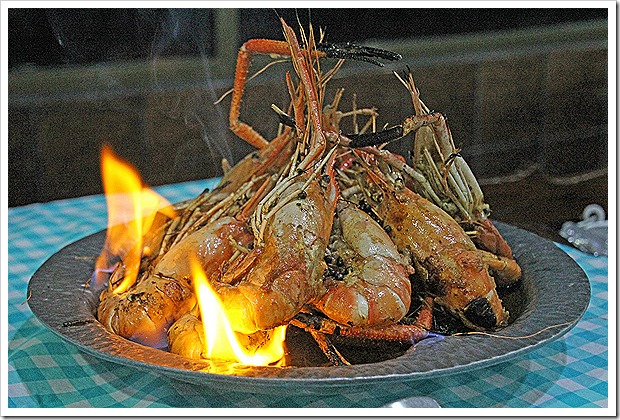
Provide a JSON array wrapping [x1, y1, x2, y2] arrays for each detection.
[[6, 179, 609, 409]]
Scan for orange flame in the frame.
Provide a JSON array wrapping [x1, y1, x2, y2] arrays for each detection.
[[191, 258, 287, 366], [96, 145, 176, 294]]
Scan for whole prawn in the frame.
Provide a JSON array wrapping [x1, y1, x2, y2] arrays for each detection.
[[351, 152, 510, 331], [399, 72, 515, 261], [98, 179, 267, 347], [208, 19, 340, 334], [97, 131, 291, 348], [345, 71, 521, 287]]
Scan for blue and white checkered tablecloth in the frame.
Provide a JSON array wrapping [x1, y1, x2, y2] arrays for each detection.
[[6, 179, 609, 410]]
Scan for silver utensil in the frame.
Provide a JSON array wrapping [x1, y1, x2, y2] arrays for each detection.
[[383, 396, 441, 408]]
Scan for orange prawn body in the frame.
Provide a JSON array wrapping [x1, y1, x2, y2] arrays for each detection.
[[364, 172, 508, 331], [313, 201, 412, 327], [215, 166, 339, 334]]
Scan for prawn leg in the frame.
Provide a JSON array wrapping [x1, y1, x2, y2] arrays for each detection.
[[230, 39, 293, 149], [292, 298, 433, 345], [228, 25, 400, 150]]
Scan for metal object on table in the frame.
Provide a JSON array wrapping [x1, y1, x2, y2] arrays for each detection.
[[27, 222, 591, 395], [383, 396, 441, 408], [560, 204, 608, 256]]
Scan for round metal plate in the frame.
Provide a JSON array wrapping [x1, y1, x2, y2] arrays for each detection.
[[27, 222, 590, 395]]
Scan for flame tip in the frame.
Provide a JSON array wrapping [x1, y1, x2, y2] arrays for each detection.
[[97, 147, 175, 294]]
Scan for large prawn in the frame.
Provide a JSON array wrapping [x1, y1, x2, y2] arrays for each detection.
[[97, 173, 277, 347], [206, 19, 341, 335], [98, 103, 296, 347], [164, 19, 341, 351], [346, 71, 521, 287], [348, 151, 514, 331]]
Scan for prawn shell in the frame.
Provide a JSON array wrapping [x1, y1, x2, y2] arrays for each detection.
[[313, 202, 412, 326], [371, 181, 508, 330]]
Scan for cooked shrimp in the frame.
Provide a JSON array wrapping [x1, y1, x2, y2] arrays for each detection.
[[98, 216, 254, 347], [351, 154, 510, 331], [313, 201, 412, 326]]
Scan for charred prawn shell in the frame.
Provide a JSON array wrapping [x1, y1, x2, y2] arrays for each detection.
[[317, 42, 402, 66], [348, 125, 405, 148]]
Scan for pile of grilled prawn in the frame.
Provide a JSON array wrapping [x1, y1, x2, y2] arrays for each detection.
[[97, 19, 522, 366]]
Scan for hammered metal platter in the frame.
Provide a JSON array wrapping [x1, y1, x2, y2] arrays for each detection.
[[27, 222, 590, 395]]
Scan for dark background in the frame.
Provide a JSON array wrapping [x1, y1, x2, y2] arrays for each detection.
[[9, 8, 607, 68], [8, 8, 609, 243]]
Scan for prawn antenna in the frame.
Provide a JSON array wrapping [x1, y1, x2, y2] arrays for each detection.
[[317, 42, 402, 67]]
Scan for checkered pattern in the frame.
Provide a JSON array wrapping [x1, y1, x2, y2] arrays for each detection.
[[7, 179, 608, 408]]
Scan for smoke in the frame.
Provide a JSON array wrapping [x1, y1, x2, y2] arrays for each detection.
[[148, 8, 233, 167], [43, 9, 233, 170], [45, 9, 147, 65]]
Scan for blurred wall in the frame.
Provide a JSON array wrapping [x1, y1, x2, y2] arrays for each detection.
[[7, 9, 608, 240]]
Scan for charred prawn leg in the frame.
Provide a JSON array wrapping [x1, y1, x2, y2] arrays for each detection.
[[292, 295, 434, 366]]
